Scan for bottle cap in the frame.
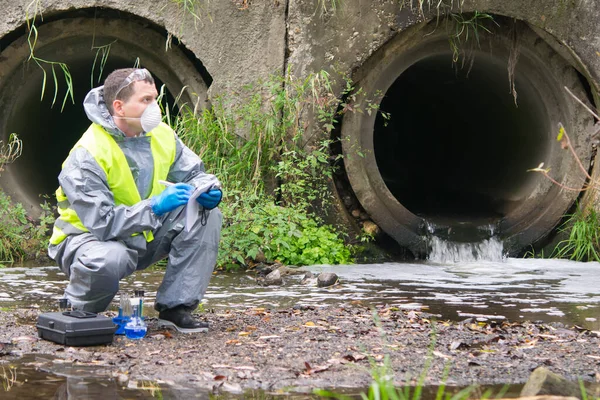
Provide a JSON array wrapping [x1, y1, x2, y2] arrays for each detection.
[[58, 298, 68, 309]]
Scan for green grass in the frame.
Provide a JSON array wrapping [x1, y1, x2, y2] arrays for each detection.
[[25, 0, 75, 111], [398, 0, 496, 63], [553, 205, 600, 262]]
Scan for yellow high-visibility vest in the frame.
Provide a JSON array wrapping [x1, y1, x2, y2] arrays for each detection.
[[49, 122, 176, 245]]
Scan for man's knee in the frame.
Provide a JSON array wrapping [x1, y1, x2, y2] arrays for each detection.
[[73, 240, 137, 281]]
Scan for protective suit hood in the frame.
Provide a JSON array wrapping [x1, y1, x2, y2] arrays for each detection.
[[83, 86, 124, 137]]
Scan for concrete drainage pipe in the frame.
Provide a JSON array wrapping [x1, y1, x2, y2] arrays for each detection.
[[0, 17, 210, 215], [341, 18, 595, 256]]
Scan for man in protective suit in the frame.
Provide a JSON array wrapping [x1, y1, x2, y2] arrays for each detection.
[[48, 68, 222, 333]]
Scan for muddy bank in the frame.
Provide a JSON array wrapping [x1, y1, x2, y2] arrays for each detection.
[[1, 304, 599, 395]]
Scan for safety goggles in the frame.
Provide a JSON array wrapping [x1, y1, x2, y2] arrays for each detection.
[[114, 68, 153, 98]]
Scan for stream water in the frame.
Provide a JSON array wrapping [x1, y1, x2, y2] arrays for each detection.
[[1, 258, 599, 329], [0, 256, 599, 398]]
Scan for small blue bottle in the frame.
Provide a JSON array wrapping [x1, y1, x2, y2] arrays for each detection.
[[124, 302, 147, 339]]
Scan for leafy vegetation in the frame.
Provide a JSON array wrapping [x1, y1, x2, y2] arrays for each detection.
[[0, 194, 54, 266], [174, 70, 382, 269], [0, 135, 53, 266]]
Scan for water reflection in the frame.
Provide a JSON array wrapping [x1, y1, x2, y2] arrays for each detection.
[[0, 354, 210, 399]]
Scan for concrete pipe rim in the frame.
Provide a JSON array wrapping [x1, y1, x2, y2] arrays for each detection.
[[340, 16, 594, 256]]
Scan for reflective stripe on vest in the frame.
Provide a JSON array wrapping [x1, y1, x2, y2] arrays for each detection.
[[49, 122, 176, 245]]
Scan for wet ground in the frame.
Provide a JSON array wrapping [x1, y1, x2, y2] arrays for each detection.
[[0, 258, 600, 398]]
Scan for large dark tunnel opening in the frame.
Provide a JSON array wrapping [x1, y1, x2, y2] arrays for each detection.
[[373, 53, 549, 225], [341, 18, 593, 255], [0, 13, 211, 215]]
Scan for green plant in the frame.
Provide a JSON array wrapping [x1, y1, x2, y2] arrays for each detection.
[[447, 11, 495, 63], [25, 0, 74, 110], [166, 0, 211, 39], [317, 0, 343, 15], [0, 134, 22, 173], [172, 69, 387, 269], [398, 1, 496, 63], [1, 366, 18, 392], [553, 205, 600, 262], [399, 0, 464, 18], [0, 192, 54, 266], [219, 200, 352, 269], [90, 41, 115, 88], [0, 192, 28, 265]]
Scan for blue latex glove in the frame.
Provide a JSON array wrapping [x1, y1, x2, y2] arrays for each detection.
[[197, 189, 222, 210], [150, 183, 193, 216]]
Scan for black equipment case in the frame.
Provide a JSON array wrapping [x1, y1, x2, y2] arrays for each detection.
[[36, 311, 116, 346]]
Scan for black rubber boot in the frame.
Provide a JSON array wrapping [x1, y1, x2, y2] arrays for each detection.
[[158, 306, 208, 333]]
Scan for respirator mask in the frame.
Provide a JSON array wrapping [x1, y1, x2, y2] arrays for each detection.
[[112, 68, 162, 133]]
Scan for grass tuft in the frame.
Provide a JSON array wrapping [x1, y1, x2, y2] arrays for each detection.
[[553, 204, 600, 262]]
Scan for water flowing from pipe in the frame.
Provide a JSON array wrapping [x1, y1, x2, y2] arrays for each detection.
[[425, 223, 505, 263]]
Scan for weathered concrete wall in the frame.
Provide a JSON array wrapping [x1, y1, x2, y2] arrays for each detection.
[[0, 0, 286, 98], [287, 0, 600, 90]]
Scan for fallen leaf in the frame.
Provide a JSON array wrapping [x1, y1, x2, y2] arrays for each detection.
[[226, 340, 240, 345], [11, 336, 38, 343], [537, 334, 559, 340], [433, 351, 451, 359], [212, 365, 256, 371], [303, 361, 331, 375], [238, 331, 251, 336], [450, 341, 469, 351], [214, 375, 227, 381], [342, 353, 366, 363], [304, 322, 316, 327], [304, 361, 312, 374], [153, 329, 174, 339]]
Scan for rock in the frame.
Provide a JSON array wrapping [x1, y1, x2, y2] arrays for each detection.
[[255, 263, 276, 276], [521, 367, 588, 398], [351, 209, 361, 218], [317, 272, 338, 287], [222, 382, 243, 394], [115, 373, 129, 385], [300, 271, 317, 286], [264, 269, 283, 286], [276, 265, 304, 276], [362, 221, 380, 236]]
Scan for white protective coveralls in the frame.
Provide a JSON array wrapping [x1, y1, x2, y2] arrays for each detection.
[[48, 86, 222, 313]]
